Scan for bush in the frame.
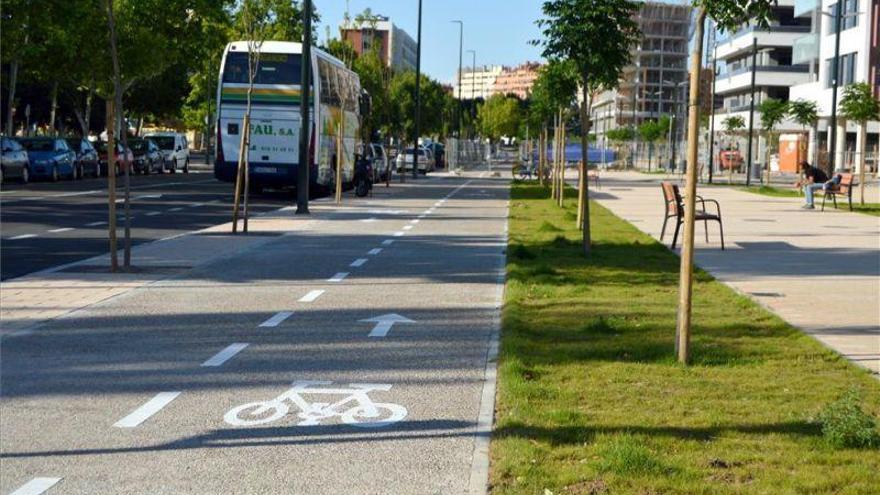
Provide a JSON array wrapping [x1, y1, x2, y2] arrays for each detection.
[[818, 389, 880, 449]]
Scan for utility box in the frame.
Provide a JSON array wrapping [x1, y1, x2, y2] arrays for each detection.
[[778, 133, 808, 172]]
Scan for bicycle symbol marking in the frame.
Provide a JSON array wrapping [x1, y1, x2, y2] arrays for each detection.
[[224, 381, 408, 428]]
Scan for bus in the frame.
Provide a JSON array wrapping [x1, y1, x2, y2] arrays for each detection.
[[214, 41, 362, 192]]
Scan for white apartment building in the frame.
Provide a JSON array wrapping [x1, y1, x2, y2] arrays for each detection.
[[789, 0, 879, 170], [710, 0, 813, 164], [454, 65, 504, 100]]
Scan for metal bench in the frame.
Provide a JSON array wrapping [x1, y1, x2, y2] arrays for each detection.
[[660, 182, 725, 250]]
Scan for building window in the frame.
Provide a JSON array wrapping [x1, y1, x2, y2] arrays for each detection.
[[826, 52, 857, 88], [828, 0, 859, 34]]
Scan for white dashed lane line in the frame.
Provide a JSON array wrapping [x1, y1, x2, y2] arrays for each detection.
[[145, 211, 161, 217], [86, 221, 107, 227], [299, 290, 325, 303], [328, 272, 349, 282], [402, 225, 413, 231], [410, 219, 420, 224], [382, 239, 394, 246], [167, 207, 183, 212], [9, 234, 37, 240], [259, 311, 294, 328], [113, 392, 181, 428], [368, 248, 382, 255], [48, 227, 74, 234], [360, 217, 377, 223], [350, 258, 368, 267], [201, 343, 249, 367], [8, 477, 62, 495], [393, 231, 405, 237]]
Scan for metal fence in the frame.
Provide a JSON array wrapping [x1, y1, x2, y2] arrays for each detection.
[[445, 138, 490, 170]]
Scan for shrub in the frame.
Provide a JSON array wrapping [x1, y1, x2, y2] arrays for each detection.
[[818, 389, 880, 449]]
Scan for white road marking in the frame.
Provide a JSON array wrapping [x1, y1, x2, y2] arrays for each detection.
[[8, 477, 62, 495], [259, 311, 294, 327], [361, 313, 416, 338], [167, 207, 183, 212], [9, 234, 36, 240], [190, 203, 204, 208], [368, 248, 382, 255], [201, 343, 249, 367], [299, 290, 325, 303], [393, 231, 405, 237], [410, 219, 420, 224], [86, 221, 107, 227], [145, 211, 161, 216], [113, 392, 181, 428], [402, 225, 413, 231], [382, 239, 394, 246], [134, 194, 162, 200], [48, 227, 74, 234], [328, 272, 349, 282], [350, 258, 368, 267], [360, 217, 377, 223]]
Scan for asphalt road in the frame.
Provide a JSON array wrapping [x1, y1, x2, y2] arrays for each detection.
[[0, 171, 509, 494], [0, 165, 294, 280]]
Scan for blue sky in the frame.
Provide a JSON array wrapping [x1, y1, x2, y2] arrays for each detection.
[[313, 0, 546, 84]]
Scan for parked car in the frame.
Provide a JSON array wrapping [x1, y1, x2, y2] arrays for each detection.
[[425, 142, 446, 169], [423, 147, 437, 172], [65, 138, 101, 178], [96, 141, 134, 176], [1, 136, 30, 183], [144, 132, 189, 173], [395, 148, 430, 174], [17, 137, 76, 181], [358, 143, 390, 182], [129, 138, 163, 175]]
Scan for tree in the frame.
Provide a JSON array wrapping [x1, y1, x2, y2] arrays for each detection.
[[388, 71, 447, 146], [478, 94, 521, 144], [722, 115, 745, 183], [534, 60, 578, 205], [674, 0, 776, 364], [757, 98, 788, 184], [638, 117, 668, 171], [534, 0, 641, 253], [787, 99, 818, 168], [838, 82, 880, 204]]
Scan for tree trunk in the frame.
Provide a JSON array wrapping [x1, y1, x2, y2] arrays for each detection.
[[6, 59, 18, 136], [49, 81, 59, 136], [106, 0, 131, 268], [675, 7, 707, 365], [106, 99, 119, 272], [858, 122, 867, 205], [578, 81, 593, 250], [558, 107, 565, 207]]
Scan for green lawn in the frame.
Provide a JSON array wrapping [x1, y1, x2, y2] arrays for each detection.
[[736, 185, 880, 216], [491, 182, 880, 494]]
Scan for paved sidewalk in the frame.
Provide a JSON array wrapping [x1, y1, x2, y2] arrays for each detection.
[[589, 171, 880, 376]]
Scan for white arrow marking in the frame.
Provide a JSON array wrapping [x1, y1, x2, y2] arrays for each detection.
[[9, 477, 62, 495], [361, 314, 416, 337]]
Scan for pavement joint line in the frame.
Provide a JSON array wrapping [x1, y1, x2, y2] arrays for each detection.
[[145, 211, 161, 216], [9, 234, 37, 240], [402, 225, 413, 231], [350, 258, 368, 267], [259, 311, 294, 327], [113, 392, 181, 428], [85, 221, 107, 227], [8, 477, 63, 495], [381, 239, 394, 246], [299, 289, 325, 303], [368, 248, 382, 255], [327, 272, 349, 282], [201, 343, 249, 367], [48, 227, 74, 234], [393, 231, 405, 237]]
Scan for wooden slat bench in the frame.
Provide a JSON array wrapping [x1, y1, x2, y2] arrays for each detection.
[[821, 172, 855, 212]]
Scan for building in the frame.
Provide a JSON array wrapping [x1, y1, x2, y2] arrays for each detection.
[[454, 65, 504, 100], [491, 62, 542, 99], [340, 15, 417, 72], [589, 2, 693, 139], [788, 0, 879, 170]]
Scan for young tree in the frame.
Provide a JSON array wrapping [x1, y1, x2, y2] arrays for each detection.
[[722, 115, 745, 183], [757, 98, 788, 184], [534, 0, 641, 253], [787, 99, 819, 167], [477, 94, 521, 146], [638, 118, 668, 171], [675, 0, 776, 364], [838, 82, 880, 204], [539, 60, 579, 205]]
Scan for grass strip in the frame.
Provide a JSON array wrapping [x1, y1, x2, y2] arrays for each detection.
[[491, 182, 880, 494]]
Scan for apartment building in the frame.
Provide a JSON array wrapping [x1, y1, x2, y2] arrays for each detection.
[[788, 0, 879, 169], [491, 62, 542, 99], [341, 16, 418, 72], [454, 65, 504, 100], [589, 2, 693, 139]]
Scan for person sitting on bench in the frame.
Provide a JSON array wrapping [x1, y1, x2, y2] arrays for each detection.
[[794, 161, 829, 210]]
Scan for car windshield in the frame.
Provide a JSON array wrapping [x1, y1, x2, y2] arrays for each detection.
[[149, 136, 175, 150], [64, 139, 81, 151], [223, 52, 302, 85], [128, 140, 147, 152], [19, 139, 55, 152]]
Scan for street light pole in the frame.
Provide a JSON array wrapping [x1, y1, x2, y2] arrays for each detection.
[[745, 37, 757, 186], [467, 50, 476, 138], [452, 20, 463, 170], [296, 0, 313, 215], [708, 25, 718, 184], [827, 0, 844, 174], [412, 0, 423, 180]]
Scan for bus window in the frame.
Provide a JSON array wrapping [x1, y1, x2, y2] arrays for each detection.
[[223, 52, 302, 85]]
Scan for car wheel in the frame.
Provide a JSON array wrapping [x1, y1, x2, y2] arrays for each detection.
[[170, 160, 177, 174], [51, 165, 59, 182], [21, 167, 29, 184], [183, 159, 189, 174]]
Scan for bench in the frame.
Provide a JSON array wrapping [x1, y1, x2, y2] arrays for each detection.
[[587, 170, 600, 189], [660, 182, 725, 250], [821, 173, 855, 212]]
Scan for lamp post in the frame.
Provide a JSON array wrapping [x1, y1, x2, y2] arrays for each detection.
[[664, 80, 687, 173], [296, 0, 313, 215], [630, 67, 639, 169], [708, 23, 718, 184], [411, 0, 423, 180], [467, 50, 476, 139], [827, 0, 844, 174], [451, 20, 463, 169], [745, 37, 757, 186]]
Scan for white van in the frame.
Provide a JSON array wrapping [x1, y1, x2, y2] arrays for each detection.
[[144, 132, 190, 173]]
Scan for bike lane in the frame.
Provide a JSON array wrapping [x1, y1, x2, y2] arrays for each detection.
[[0, 172, 509, 494]]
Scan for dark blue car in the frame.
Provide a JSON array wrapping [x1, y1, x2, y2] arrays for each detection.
[[17, 137, 76, 181]]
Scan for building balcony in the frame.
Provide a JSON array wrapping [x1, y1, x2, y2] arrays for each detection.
[[714, 65, 810, 94], [715, 26, 812, 59], [792, 33, 819, 64], [794, 0, 819, 17]]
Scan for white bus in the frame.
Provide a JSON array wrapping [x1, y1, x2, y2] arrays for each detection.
[[214, 41, 362, 192]]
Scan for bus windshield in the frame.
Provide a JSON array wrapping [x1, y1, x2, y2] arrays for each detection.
[[222, 52, 302, 85]]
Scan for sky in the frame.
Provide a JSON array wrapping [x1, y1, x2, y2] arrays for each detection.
[[312, 0, 546, 84]]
